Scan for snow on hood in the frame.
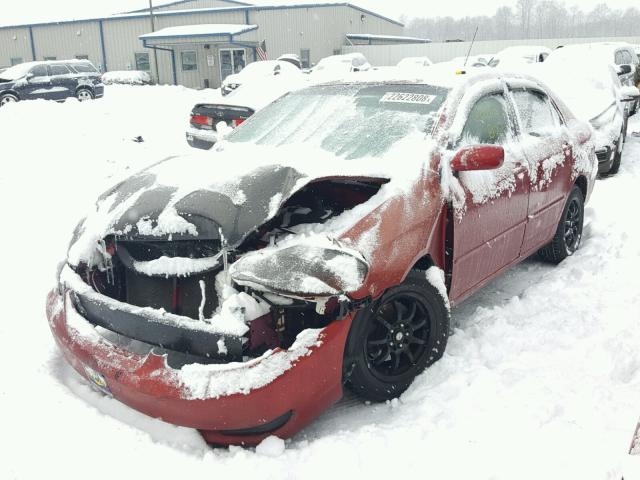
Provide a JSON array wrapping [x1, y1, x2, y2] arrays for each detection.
[[67, 135, 433, 268]]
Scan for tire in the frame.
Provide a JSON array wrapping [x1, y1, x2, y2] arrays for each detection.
[[608, 120, 627, 175], [538, 186, 584, 264], [76, 88, 94, 102], [0, 93, 18, 107], [343, 270, 450, 402]]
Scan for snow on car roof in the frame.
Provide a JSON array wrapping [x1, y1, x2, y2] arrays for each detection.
[[139, 23, 257, 39], [0, 59, 95, 80]]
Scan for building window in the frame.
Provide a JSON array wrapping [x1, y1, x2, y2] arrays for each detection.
[[10, 57, 23, 66], [181, 51, 197, 71], [135, 53, 151, 71], [43, 56, 57, 61], [300, 49, 311, 69], [75, 55, 89, 60]]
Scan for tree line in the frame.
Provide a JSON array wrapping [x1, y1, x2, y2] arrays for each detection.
[[403, 1, 640, 42]]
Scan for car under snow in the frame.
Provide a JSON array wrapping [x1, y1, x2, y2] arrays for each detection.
[[46, 69, 597, 446]]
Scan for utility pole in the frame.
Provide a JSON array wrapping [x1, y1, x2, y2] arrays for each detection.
[[149, 0, 160, 83]]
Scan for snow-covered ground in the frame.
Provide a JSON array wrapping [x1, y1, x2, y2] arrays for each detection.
[[1, 86, 639, 479]]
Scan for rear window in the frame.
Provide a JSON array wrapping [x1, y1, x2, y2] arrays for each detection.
[[228, 83, 448, 160], [70, 62, 98, 73]]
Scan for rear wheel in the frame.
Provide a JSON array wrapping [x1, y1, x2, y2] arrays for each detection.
[[538, 186, 584, 264], [343, 270, 449, 402], [0, 93, 18, 106], [76, 88, 94, 102]]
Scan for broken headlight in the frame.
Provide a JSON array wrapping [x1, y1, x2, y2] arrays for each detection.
[[230, 243, 368, 298]]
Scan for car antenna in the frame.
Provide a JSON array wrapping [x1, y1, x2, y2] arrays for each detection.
[[464, 26, 479, 67]]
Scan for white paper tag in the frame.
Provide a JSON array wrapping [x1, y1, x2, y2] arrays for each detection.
[[379, 92, 436, 105]]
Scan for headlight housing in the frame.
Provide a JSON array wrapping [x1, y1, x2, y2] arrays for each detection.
[[230, 242, 368, 298]]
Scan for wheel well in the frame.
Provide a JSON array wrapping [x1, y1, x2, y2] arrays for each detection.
[[410, 254, 434, 272], [0, 90, 20, 100], [575, 175, 587, 200]]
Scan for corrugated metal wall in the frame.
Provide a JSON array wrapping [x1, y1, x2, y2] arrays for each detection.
[[253, 6, 403, 67], [343, 35, 640, 66], [31, 22, 103, 65], [0, 27, 33, 65]]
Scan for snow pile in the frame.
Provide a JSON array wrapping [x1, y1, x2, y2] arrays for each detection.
[[133, 255, 220, 277], [255, 436, 286, 457], [102, 70, 152, 85]]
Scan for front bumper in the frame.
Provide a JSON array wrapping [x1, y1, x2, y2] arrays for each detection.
[[186, 127, 216, 150], [46, 288, 352, 446]]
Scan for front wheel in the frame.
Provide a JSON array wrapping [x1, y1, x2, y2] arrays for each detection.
[[538, 186, 584, 264], [343, 270, 450, 402], [0, 93, 18, 106], [76, 88, 94, 102]]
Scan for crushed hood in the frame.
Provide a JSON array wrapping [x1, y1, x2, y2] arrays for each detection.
[[67, 147, 393, 267]]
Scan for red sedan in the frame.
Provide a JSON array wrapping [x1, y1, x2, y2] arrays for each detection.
[[46, 70, 597, 446]]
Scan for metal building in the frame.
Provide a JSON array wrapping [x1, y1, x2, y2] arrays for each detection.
[[0, 1, 409, 89]]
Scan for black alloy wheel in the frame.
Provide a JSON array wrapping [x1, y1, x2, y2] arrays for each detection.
[[539, 185, 584, 264], [344, 270, 450, 402]]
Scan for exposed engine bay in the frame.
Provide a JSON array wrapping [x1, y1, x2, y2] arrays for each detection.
[[69, 178, 384, 367]]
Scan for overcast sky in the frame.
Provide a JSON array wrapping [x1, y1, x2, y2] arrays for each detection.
[[1, 0, 639, 26]]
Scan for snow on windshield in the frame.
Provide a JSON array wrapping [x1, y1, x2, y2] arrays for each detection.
[[227, 83, 448, 160]]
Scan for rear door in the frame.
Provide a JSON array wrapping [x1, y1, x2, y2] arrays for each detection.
[[48, 63, 75, 100], [510, 86, 573, 254], [449, 90, 530, 302]]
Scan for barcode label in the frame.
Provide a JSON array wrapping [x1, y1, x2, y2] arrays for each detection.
[[380, 92, 436, 105]]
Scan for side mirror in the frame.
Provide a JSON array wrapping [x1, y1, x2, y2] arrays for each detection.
[[451, 145, 504, 172], [25, 72, 34, 81], [620, 85, 640, 102], [617, 64, 632, 76]]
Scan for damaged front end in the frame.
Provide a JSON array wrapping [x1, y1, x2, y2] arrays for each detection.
[[48, 171, 385, 444]]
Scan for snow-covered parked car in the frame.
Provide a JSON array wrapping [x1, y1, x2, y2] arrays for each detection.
[[309, 53, 371, 80], [541, 46, 640, 174], [187, 70, 307, 149], [102, 70, 153, 86], [490, 46, 551, 68], [46, 69, 597, 446], [397, 56, 433, 69], [221, 59, 301, 96], [0, 59, 104, 106]]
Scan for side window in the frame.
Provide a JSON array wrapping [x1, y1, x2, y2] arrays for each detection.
[[29, 65, 48, 78], [614, 51, 625, 65], [512, 89, 559, 137], [135, 53, 150, 71], [49, 64, 71, 76], [460, 94, 511, 145], [181, 51, 197, 71], [621, 51, 633, 65]]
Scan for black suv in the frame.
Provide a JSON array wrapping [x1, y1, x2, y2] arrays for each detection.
[[0, 60, 104, 106]]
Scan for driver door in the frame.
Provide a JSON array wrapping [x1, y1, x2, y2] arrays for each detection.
[[21, 65, 52, 100], [448, 91, 530, 303]]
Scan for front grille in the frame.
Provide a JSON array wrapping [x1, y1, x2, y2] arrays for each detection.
[[595, 147, 610, 163], [124, 269, 219, 319]]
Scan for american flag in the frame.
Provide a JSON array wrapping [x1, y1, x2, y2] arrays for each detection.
[[256, 40, 268, 61]]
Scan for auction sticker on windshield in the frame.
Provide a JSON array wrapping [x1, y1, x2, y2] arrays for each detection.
[[380, 92, 437, 105]]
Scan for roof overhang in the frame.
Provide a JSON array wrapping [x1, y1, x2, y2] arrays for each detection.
[[140, 24, 258, 46], [346, 33, 431, 44]]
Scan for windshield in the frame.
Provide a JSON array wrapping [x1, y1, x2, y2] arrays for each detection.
[[227, 83, 448, 160]]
